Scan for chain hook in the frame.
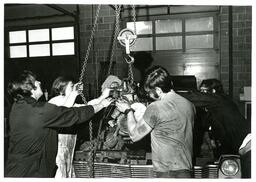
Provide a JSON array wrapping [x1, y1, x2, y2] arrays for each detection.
[[124, 54, 134, 64]]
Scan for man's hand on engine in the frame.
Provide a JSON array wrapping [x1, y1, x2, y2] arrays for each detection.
[[101, 88, 112, 99], [115, 100, 131, 113]]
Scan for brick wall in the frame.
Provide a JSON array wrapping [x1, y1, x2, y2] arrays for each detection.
[[79, 5, 252, 101], [79, 5, 127, 99], [220, 6, 252, 100]]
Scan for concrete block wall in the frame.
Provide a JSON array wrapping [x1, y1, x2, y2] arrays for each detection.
[[220, 6, 252, 100], [79, 5, 128, 99]]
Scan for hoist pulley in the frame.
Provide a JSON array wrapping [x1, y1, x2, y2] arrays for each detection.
[[117, 28, 137, 55]]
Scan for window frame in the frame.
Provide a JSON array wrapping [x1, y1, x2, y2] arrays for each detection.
[[123, 12, 219, 52], [7, 22, 77, 60]]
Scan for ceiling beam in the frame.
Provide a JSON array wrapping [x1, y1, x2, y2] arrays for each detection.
[[45, 4, 76, 18]]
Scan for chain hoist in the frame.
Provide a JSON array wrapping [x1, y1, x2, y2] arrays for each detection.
[[78, 5, 137, 178], [78, 4, 101, 178], [132, 5, 137, 36], [117, 5, 137, 84], [79, 4, 101, 103], [128, 59, 134, 84], [107, 5, 121, 76], [129, 5, 136, 84]]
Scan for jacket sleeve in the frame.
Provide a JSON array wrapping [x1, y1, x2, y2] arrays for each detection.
[[179, 91, 219, 107], [41, 102, 95, 128]]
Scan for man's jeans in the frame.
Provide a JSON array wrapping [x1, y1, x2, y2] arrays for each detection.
[[156, 169, 191, 178]]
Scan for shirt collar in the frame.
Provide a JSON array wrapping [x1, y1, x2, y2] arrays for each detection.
[[161, 89, 175, 100]]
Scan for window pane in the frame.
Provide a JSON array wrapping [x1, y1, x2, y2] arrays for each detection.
[[186, 35, 213, 49], [156, 36, 182, 50], [29, 29, 49, 42], [155, 19, 182, 33], [185, 17, 213, 32], [52, 42, 74, 56], [130, 38, 152, 51], [9, 31, 26, 43], [10, 45, 27, 58], [29, 44, 50, 57], [127, 21, 152, 35], [52, 27, 74, 40]]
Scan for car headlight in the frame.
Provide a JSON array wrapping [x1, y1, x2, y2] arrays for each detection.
[[220, 159, 239, 176]]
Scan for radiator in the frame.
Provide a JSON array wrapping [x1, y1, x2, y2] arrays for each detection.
[[203, 164, 218, 178], [193, 166, 203, 178], [73, 161, 156, 178], [73, 161, 91, 178], [94, 163, 131, 178], [130, 165, 156, 178]]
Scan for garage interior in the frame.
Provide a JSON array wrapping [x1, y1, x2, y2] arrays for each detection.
[[4, 4, 252, 178]]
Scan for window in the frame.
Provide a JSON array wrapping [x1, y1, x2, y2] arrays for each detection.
[[130, 37, 153, 51], [186, 35, 213, 49], [185, 17, 214, 49], [156, 36, 182, 50], [8, 26, 75, 59], [127, 21, 153, 51], [9, 31, 26, 43], [155, 19, 182, 33], [126, 15, 216, 52], [10, 45, 27, 58], [185, 17, 213, 32], [127, 21, 152, 35]]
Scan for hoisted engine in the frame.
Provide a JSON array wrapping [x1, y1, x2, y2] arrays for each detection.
[[97, 76, 147, 149], [73, 76, 152, 178]]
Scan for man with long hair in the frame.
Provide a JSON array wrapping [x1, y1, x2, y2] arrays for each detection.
[[5, 70, 112, 177], [116, 66, 195, 178]]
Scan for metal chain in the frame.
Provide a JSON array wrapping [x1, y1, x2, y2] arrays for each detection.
[[88, 5, 101, 177], [107, 5, 121, 76], [128, 5, 136, 84], [128, 63, 134, 84], [89, 5, 101, 178], [78, 4, 101, 178], [88, 7, 122, 177], [79, 4, 101, 104], [132, 5, 137, 35], [88, 121, 94, 177]]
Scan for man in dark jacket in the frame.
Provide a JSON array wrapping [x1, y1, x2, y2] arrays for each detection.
[[179, 79, 251, 178], [5, 70, 112, 177], [190, 79, 250, 155]]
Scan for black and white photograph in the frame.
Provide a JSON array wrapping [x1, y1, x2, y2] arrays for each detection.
[[1, 0, 255, 181]]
